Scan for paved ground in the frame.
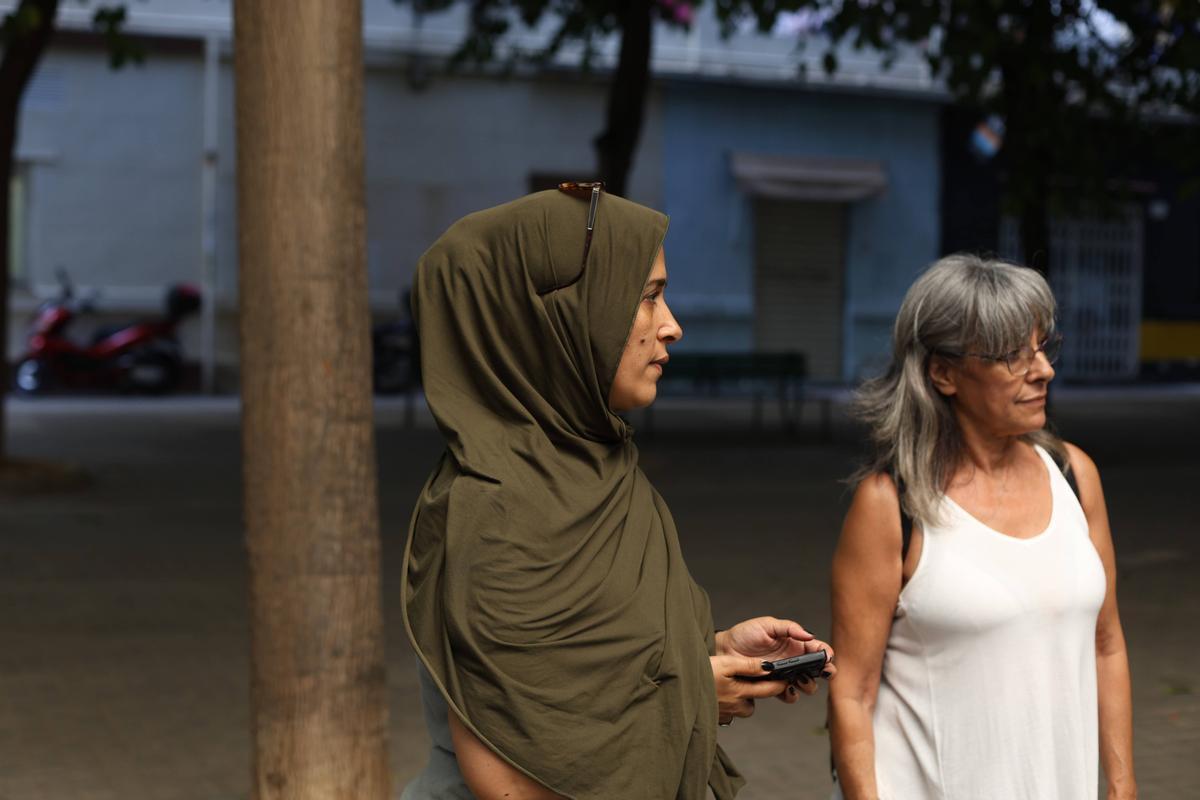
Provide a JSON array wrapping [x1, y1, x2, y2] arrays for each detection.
[[1, 390, 1197, 799]]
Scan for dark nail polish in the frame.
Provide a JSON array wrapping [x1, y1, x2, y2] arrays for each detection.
[[760, 661, 774, 671], [821, 670, 831, 678]]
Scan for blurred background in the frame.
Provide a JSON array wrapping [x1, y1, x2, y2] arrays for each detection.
[[6, 0, 1200, 386], [1, 0, 1197, 798]]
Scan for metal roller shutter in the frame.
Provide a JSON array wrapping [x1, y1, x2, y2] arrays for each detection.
[[753, 199, 846, 379]]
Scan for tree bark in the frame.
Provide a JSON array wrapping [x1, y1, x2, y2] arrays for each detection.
[[0, 0, 59, 462], [594, 0, 652, 197], [234, 2, 389, 799]]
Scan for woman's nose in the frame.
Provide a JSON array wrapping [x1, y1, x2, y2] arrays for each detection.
[[660, 305, 683, 343], [1028, 349, 1055, 382]]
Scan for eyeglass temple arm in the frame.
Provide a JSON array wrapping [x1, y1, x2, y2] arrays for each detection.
[[581, 184, 600, 270]]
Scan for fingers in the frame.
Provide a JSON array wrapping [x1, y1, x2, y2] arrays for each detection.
[[716, 654, 773, 679], [711, 655, 789, 705], [714, 640, 837, 718], [721, 656, 792, 699], [805, 639, 835, 663], [739, 678, 792, 699], [783, 620, 815, 642], [748, 616, 814, 643], [769, 675, 821, 701]]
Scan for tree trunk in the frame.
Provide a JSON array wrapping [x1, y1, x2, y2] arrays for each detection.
[[1000, 1, 1055, 276], [1018, 196, 1051, 275], [0, 0, 60, 462], [1005, 72, 1052, 274], [594, 0, 653, 197], [233, 3, 389, 799], [1000, 72, 1053, 276]]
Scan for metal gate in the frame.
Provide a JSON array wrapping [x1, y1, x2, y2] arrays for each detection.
[[1000, 213, 1142, 380]]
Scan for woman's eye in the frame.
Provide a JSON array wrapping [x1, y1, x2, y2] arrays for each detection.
[[644, 291, 660, 303]]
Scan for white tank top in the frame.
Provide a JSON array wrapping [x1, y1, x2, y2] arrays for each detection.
[[843, 444, 1107, 800]]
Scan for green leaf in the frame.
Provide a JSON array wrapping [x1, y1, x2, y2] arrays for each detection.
[[93, 5, 147, 70]]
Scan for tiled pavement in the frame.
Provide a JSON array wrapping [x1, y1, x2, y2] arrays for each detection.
[[1, 392, 1196, 799]]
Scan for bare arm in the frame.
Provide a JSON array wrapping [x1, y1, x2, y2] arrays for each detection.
[[828, 475, 905, 800], [1067, 443, 1136, 799], [447, 712, 565, 800]]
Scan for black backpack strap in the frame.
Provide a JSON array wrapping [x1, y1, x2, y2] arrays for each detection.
[[1050, 447, 1080, 500], [893, 472, 913, 561]]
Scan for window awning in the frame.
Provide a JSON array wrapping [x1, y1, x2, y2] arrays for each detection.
[[730, 153, 887, 202]]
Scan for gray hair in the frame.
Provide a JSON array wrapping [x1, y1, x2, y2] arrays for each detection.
[[852, 254, 1067, 527]]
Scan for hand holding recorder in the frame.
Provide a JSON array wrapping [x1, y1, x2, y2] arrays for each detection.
[[711, 616, 836, 726]]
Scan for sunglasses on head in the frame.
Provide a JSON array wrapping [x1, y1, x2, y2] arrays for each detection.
[[556, 181, 604, 283]]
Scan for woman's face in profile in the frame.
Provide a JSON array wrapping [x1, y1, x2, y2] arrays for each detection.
[[934, 327, 1056, 437], [608, 247, 683, 413]]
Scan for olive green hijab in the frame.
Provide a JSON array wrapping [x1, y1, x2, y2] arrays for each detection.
[[401, 189, 743, 798]]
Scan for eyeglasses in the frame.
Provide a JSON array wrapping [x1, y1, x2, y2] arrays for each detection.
[[940, 332, 1063, 376], [557, 181, 604, 284]]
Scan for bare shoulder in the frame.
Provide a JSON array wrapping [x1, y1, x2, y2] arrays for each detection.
[[853, 471, 901, 509], [1061, 440, 1107, 518], [835, 473, 905, 600], [840, 473, 903, 552], [1062, 441, 1101, 489]]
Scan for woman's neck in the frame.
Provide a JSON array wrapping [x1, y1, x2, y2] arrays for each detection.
[[953, 410, 1024, 477]]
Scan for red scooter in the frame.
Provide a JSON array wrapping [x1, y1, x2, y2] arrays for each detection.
[[14, 270, 201, 395]]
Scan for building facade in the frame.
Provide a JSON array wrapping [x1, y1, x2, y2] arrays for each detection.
[[19, 1, 1191, 388]]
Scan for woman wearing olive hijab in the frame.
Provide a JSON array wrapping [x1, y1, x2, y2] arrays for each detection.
[[402, 185, 833, 799]]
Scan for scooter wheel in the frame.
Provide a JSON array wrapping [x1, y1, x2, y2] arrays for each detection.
[[14, 358, 50, 394], [124, 351, 180, 394]]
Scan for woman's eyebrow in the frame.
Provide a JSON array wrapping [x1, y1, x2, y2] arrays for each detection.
[[644, 278, 667, 291]]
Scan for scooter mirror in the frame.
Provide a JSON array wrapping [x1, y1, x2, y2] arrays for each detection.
[[55, 267, 74, 298]]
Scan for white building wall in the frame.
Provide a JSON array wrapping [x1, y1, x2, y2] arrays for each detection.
[[18, 45, 204, 295], [7, 39, 664, 387], [2, 0, 928, 384], [360, 70, 663, 297]]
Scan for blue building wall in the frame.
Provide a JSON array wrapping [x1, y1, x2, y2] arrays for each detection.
[[660, 82, 942, 380]]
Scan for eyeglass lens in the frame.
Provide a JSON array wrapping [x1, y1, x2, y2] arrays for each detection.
[[1008, 336, 1062, 374]]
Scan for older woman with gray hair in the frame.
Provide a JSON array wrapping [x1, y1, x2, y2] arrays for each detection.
[[828, 255, 1135, 799]]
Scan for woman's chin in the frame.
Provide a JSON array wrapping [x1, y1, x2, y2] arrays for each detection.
[[636, 384, 659, 409], [610, 385, 659, 414]]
